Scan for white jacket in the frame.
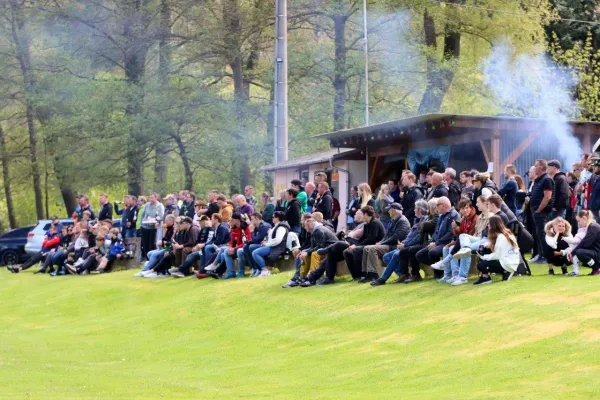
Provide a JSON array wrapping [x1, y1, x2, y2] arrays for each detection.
[[481, 234, 520, 272], [265, 223, 287, 247]]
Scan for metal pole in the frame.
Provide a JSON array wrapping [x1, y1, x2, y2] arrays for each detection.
[[274, 0, 288, 162], [362, 0, 369, 126]]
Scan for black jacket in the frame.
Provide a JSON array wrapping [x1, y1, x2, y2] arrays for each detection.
[[315, 191, 333, 220], [357, 219, 385, 247], [380, 215, 411, 249], [98, 203, 113, 221], [179, 201, 195, 219], [427, 185, 448, 200], [448, 180, 462, 208], [402, 186, 423, 224], [553, 172, 570, 210], [164, 204, 179, 217], [285, 198, 302, 229], [305, 225, 339, 253], [125, 205, 138, 227], [574, 223, 600, 256], [209, 223, 230, 246]]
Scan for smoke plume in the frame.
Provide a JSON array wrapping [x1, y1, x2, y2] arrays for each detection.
[[483, 41, 582, 168]]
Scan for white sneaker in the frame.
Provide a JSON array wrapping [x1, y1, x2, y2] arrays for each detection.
[[141, 270, 154, 277], [259, 269, 271, 277], [156, 274, 169, 278], [205, 263, 218, 271], [447, 276, 457, 284], [451, 277, 469, 286], [437, 276, 451, 283], [145, 272, 158, 279], [133, 271, 144, 278], [454, 248, 472, 260], [431, 260, 445, 270]]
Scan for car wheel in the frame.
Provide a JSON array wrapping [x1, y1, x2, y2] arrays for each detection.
[[1, 250, 19, 266]]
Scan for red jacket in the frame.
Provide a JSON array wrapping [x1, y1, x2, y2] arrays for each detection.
[[42, 236, 61, 249], [229, 226, 251, 250]]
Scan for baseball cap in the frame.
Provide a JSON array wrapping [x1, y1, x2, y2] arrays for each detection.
[[389, 203, 403, 211]]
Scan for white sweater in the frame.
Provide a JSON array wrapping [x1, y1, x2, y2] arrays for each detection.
[[265, 223, 287, 247], [481, 234, 520, 272]]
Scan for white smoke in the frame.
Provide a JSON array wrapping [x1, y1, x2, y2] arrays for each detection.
[[483, 40, 582, 167]]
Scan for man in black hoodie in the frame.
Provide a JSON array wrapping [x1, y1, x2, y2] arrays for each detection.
[[401, 172, 423, 224], [285, 188, 302, 234], [444, 168, 462, 208], [98, 193, 113, 221], [315, 182, 333, 221], [547, 160, 570, 220]]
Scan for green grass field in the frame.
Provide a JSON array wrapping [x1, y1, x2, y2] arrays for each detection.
[[2, 264, 600, 399]]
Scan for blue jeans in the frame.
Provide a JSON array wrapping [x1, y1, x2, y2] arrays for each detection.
[[381, 220, 390, 231], [179, 251, 201, 273], [243, 244, 261, 270], [213, 247, 227, 266], [252, 246, 272, 270], [290, 225, 301, 234], [52, 251, 66, 268], [202, 244, 218, 268], [143, 249, 165, 271], [222, 248, 238, 273], [381, 250, 400, 281], [124, 228, 137, 238], [449, 235, 489, 278]]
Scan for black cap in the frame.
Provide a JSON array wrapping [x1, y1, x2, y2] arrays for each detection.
[[389, 203, 403, 211], [548, 160, 561, 169]]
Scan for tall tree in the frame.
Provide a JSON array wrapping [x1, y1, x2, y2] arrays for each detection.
[[0, 123, 16, 229]]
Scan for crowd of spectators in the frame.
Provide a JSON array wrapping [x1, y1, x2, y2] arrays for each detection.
[[9, 154, 600, 287]]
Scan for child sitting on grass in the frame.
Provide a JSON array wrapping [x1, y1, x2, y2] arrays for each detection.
[[93, 228, 124, 274]]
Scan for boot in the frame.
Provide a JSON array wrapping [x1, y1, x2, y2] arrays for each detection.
[[404, 274, 423, 284]]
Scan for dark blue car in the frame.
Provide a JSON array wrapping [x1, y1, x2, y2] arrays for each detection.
[[0, 225, 35, 266]]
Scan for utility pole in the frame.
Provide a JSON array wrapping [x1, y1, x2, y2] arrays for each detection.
[[273, 0, 288, 163]]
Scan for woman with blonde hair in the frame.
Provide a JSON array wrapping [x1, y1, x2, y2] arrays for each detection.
[[544, 216, 573, 275], [357, 183, 375, 209], [375, 184, 393, 230]]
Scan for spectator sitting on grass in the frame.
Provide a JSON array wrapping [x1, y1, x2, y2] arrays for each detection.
[[11, 222, 62, 274], [473, 216, 520, 285], [93, 228, 124, 274], [569, 210, 600, 276]]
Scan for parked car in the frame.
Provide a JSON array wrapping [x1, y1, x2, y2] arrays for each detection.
[[24, 219, 122, 255], [0, 225, 35, 266]]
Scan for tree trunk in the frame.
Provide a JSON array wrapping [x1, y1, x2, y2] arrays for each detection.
[[418, 8, 461, 114], [9, 0, 44, 220], [333, 13, 347, 131], [0, 124, 17, 229], [154, 0, 171, 194], [172, 132, 193, 190], [123, 0, 150, 196]]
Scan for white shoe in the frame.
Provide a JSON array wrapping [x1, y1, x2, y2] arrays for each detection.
[[141, 270, 154, 277], [205, 263, 218, 271], [431, 260, 445, 270], [447, 276, 457, 284], [451, 277, 469, 286], [437, 276, 451, 283], [156, 274, 169, 278], [454, 248, 472, 260], [145, 272, 158, 279], [133, 271, 144, 278], [259, 269, 271, 277]]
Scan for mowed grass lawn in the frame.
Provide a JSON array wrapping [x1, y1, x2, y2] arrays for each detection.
[[2, 263, 600, 399]]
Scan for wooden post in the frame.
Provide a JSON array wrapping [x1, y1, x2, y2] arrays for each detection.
[[584, 129, 591, 154], [492, 129, 501, 187]]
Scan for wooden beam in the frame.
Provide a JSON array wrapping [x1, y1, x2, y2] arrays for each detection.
[[369, 156, 380, 187], [491, 129, 501, 187], [480, 140, 491, 164], [371, 144, 406, 157], [408, 131, 494, 150], [498, 132, 540, 174], [584, 129, 591, 153]]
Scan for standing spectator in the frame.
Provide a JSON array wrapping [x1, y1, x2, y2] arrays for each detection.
[[136, 196, 147, 236], [498, 165, 519, 214], [588, 160, 600, 221], [260, 192, 275, 225], [401, 172, 423, 225], [245, 185, 258, 209], [547, 160, 570, 220], [473, 173, 497, 205], [290, 180, 308, 213], [530, 159, 555, 264], [460, 171, 476, 203], [305, 182, 316, 212], [285, 188, 302, 234], [275, 190, 287, 212], [388, 179, 401, 203], [124, 196, 138, 238], [200, 191, 221, 217], [357, 183, 375, 209], [140, 193, 165, 260], [375, 184, 393, 230], [98, 194, 113, 221], [331, 188, 341, 231], [236, 194, 254, 217], [76, 196, 96, 220], [179, 191, 196, 218], [426, 173, 449, 201], [114, 196, 130, 234], [444, 168, 461, 207], [315, 182, 334, 221], [164, 195, 179, 217], [346, 186, 360, 229]]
